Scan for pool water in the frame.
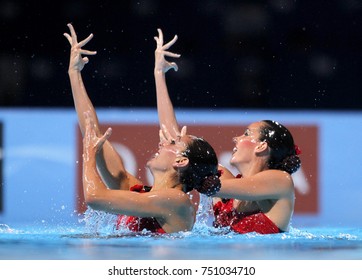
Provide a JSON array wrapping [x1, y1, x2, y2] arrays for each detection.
[[1, 214, 361, 260]]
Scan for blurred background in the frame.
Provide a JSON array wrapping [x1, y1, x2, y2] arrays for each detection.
[[0, 0, 361, 109], [1, 1, 362, 228]]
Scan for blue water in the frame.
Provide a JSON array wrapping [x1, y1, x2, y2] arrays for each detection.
[[1, 216, 361, 260]]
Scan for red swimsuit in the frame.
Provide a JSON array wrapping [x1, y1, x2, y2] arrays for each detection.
[[213, 175, 283, 234], [115, 185, 166, 234]]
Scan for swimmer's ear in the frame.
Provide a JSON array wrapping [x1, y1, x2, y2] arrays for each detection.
[[255, 141, 269, 155], [173, 157, 189, 169]]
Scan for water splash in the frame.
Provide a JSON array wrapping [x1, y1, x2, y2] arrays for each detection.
[[191, 194, 234, 237], [195, 194, 213, 227], [74, 201, 360, 242], [78, 208, 118, 235], [77, 195, 219, 236], [0, 224, 16, 233]]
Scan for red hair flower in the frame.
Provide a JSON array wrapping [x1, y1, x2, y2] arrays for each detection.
[[294, 144, 302, 155]]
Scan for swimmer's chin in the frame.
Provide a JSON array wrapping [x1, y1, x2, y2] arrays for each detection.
[[149, 152, 159, 160], [230, 156, 236, 165], [146, 153, 159, 166]]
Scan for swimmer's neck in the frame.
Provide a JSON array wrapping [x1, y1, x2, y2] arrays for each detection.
[[152, 173, 182, 191]]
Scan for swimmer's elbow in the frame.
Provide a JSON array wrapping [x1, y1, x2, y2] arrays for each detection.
[[83, 193, 98, 208], [83, 188, 105, 209], [83, 191, 93, 203], [84, 196, 106, 212], [86, 200, 101, 211]]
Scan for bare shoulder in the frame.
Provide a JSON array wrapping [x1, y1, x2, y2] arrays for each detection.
[[258, 169, 292, 179], [150, 188, 193, 209], [154, 189, 195, 222], [258, 169, 294, 192]]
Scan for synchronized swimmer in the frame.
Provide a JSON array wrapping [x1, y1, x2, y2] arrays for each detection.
[[64, 23, 220, 234], [153, 28, 301, 234], [64, 23, 301, 235]]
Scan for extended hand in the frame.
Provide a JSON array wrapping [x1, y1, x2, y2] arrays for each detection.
[[154, 28, 181, 74], [83, 111, 112, 161], [64, 23, 97, 72], [159, 125, 187, 145]]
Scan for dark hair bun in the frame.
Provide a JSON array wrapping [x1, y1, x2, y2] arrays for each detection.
[[276, 154, 301, 174], [195, 174, 221, 196]]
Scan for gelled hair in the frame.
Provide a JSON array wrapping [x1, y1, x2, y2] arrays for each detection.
[[179, 137, 221, 196], [259, 120, 301, 174]]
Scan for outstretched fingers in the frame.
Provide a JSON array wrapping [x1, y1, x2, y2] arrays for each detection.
[[163, 50, 181, 58], [64, 23, 97, 55], [155, 29, 180, 55], [67, 23, 78, 44], [179, 126, 187, 137], [63, 32, 72, 45], [156, 28, 164, 46], [159, 129, 167, 144], [161, 124, 176, 144], [154, 29, 181, 73], [84, 112, 111, 151], [78, 33, 95, 49], [162, 34, 178, 50], [98, 127, 112, 147]]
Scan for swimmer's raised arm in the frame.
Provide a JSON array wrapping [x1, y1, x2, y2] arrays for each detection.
[[154, 28, 182, 140], [64, 23, 141, 190], [64, 23, 99, 137]]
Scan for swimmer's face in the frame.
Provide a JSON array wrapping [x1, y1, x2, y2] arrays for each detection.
[[230, 122, 265, 165], [147, 135, 192, 171]]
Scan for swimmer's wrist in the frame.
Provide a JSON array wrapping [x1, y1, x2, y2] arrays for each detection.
[[68, 68, 81, 75], [154, 68, 164, 75]]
